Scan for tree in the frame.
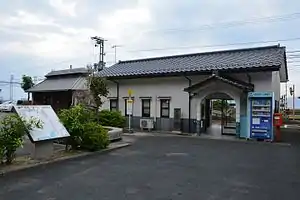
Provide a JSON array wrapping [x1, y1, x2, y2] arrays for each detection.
[[21, 75, 34, 101], [212, 100, 229, 111], [85, 66, 109, 121]]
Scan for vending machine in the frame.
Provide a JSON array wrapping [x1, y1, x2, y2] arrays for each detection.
[[248, 92, 274, 141]]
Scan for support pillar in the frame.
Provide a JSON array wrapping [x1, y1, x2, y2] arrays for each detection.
[[196, 101, 201, 135]]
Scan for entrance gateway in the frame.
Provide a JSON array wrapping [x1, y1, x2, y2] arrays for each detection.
[[184, 72, 253, 138]]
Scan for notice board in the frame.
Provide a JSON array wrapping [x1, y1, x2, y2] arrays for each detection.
[[14, 105, 70, 142]]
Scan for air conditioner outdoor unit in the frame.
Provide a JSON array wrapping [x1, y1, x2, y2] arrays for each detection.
[[140, 119, 154, 131]]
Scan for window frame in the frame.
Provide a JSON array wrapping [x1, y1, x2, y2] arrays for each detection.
[[109, 99, 118, 111], [160, 99, 170, 118], [141, 99, 151, 118]]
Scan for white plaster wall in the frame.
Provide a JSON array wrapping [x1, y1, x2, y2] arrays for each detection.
[[226, 72, 273, 91], [251, 72, 273, 92], [102, 71, 278, 119], [271, 71, 281, 101], [105, 76, 194, 119]]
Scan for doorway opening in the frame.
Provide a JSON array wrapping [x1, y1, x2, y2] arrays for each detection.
[[201, 92, 237, 137]]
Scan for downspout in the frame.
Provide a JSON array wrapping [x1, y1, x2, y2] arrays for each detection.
[[246, 73, 252, 85], [184, 75, 192, 133], [111, 80, 120, 110]]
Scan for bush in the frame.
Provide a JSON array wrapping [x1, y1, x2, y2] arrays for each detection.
[[58, 105, 109, 151], [81, 122, 109, 151], [59, 105, 93, 149], [99, 110, 126, 128], [0, 114, 42, 164]]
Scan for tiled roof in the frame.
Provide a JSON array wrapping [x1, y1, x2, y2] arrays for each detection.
[[27, 76, 87, 92], [98, 45, 286, 78], [45, 68, 89, 77], [184, 74, 254, 92]]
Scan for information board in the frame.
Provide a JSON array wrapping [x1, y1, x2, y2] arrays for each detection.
[[14, 105, 70, 142], [126, 99, 133, 115]]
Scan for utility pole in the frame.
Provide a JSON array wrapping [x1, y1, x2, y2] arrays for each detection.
[[293, 84, 295, 120], [10, 75, 14, 101], [285, 82, 288, 111], [112, 45, 122, 64], [91, 36, 106, 72], [290, 84, 295, 120]]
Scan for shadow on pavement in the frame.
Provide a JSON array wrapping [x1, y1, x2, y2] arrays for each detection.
[[281, 128, 300, 145]]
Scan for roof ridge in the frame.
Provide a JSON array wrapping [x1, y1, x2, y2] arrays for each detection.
[[118, 45, 283, 64], [45, 67, 89, 77]]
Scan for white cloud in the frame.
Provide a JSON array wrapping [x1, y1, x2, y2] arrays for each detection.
[[0, 0, 299, 87], [98, 6, 152, 42], [49, 0, 77, 17], [1, 10, 56, 27]]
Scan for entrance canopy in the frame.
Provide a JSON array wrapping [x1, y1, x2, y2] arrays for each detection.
[[184, 74, 254, 93]]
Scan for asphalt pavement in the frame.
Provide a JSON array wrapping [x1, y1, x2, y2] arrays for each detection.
[[0, 136, 299, 200]]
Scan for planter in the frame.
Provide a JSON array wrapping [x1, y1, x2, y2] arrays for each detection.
[[104, 126, 123, 141]]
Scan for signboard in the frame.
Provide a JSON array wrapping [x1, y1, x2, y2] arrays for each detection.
[[128, 89, 133, 97], [14, 105, 70, 142], [127, 100, 133, 115]]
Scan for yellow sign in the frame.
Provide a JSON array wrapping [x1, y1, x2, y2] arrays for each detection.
[[128, 89, 133, 97]]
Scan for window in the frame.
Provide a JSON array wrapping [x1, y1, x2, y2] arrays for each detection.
[[110, 99, 118, 111], [142, 99, 151, 117], [160, 99, 170, 118]]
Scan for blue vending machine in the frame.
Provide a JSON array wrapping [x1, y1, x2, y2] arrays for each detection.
[[248, 92, 274, 141]]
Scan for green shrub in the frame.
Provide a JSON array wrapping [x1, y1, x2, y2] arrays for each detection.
[[0, 114, 42, 164], [99, 110, 126, 128], [59, 105, 93, 149], [0, 143, 4, 164], [58, 105, 109, 151], [81, 122, 109, 151]]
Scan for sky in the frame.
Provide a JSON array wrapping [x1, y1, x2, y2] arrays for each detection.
[[0, 0, 300, 107]]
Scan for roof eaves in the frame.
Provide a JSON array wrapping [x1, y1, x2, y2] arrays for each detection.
[[26, 79, 47, 92], [184, 74, 254, 92]]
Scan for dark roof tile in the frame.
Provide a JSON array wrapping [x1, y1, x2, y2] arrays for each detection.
[[45, 68, 89, 77], [99, 45, 286, 78]]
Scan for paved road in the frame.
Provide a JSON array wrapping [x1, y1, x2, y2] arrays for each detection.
[[0, 136, 299, 200]]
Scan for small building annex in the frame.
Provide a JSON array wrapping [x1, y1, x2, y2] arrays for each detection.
[[27, 67, 89, 112], [99, 45, 288, 137]]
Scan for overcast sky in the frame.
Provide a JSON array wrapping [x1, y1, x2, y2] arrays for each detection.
[[0, 0, 300, 102]]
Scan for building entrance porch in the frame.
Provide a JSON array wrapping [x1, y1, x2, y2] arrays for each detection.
[[184, 73, 253, 137]]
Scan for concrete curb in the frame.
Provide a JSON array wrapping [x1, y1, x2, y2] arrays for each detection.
[[0, 143, 131, 176], [123, 132, 292, 146]]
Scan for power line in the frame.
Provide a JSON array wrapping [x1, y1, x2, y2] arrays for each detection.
[[288, 61, 300, 64], [287, 50, 300, 53], [143, 11, 300, 34], [0, 81, 20, 84], [117, 37, 300, 53], [287, 54, 300, 56]]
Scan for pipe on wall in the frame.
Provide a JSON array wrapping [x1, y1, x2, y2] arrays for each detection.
[[246, 73, 252, 84], [111, 80, 120, 110], [184, 75, 192, 133]]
